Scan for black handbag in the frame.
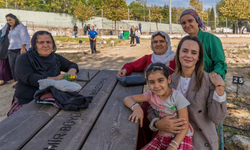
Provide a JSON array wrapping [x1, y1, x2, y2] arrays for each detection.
[[117, 75, 146, 87], [0, 31, 9, 59]]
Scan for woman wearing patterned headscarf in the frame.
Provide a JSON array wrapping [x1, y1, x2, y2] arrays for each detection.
[[179, 9, 227, 80], [117, 31, 176, 149]]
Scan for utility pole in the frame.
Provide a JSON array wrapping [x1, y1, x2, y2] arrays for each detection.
[[169, 0, 172, 34], [6, 0, 7, 9]]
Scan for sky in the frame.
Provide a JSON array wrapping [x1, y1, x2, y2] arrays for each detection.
[[126, 0, 220, 10]]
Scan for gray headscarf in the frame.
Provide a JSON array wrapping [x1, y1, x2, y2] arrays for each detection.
[[151, 31, 175, 69]]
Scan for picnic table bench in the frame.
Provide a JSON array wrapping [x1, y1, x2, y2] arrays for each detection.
[[0, 69, 144, 150]]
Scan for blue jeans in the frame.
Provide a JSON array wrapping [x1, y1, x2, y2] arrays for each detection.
[[119, 33, 124, 40], [74, 31, 78, 38]]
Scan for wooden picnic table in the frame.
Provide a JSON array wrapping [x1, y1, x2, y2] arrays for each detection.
[[0, 69, 144, 150]]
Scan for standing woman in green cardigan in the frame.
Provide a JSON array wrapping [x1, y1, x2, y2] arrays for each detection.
[[179, 9, 227, 79], [180, 9, 227, 149]]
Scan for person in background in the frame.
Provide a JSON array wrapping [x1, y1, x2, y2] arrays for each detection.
[[0, 24, 13, 86], [130, 26, 135, 47], [135, 26, 141, 46], [73, 23, 78, 38], [7, 31, 78, 116], [139, 23, 142, 35], [5, 13, 30, 85], [119, 26, 124, 40], [94, 25, 98, 31], [247, 21, 250, 35], [84, 24, 88, 35], [88, 26, 98, 54], [87, 24, 91, 32], [238, 20, 243, 34]]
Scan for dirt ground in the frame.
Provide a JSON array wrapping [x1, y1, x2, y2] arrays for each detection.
[[0, 37, 250, 140]]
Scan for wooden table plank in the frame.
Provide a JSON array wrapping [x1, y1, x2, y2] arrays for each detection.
[[76, 69, 99, 87], [22, 70, 118, 150], [82, 73, 144, 150], [0, 69, 99, 149], [0, 101, 59, 150]]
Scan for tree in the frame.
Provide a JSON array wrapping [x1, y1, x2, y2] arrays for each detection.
[[73, 1, 95, 31], [216, 0, 233, 28], [220, 0, 250, 20], [100, 0, 130, 33], [189, 0, 206, 18], [208, 7, 215, 29], [149, 5, 163, 31], [128, 1, 145, 21]]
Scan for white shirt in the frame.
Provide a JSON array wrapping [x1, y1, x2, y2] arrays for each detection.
[[94, 26, 98, 31], [135, 30, 141, 37], [177, 76, 226, 102], [119, 27, 123, 34], [8, 23, 30, 50]]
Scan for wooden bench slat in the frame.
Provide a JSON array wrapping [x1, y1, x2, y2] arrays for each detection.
[[76, 69, 99, 87], [22, 70, 118, 150], [0, 101, 59, 149], [81, 73, 144, 150]]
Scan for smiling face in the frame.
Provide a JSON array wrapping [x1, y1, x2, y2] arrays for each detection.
[[147, 70, 171, 99], [152, 35, 168, 55], [6, 17, 15, 27], [179, 40, 200, 71], [180, 14, 199, 36], [36, 34, 53, 57]]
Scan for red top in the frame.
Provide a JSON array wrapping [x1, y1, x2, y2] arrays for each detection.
[[122, 54, 176, 75]]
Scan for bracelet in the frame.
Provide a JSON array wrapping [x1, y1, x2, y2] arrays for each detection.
[[171, 140, 179, 148], [130, 103, 139, 111], [169, 143, 177, 150], [216, 85, 225, 87]]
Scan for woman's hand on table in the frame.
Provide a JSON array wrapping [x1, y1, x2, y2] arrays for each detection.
[[67, 68, 78, 79], [117, 69, 127, 77], [155, 113, 187, 134], [129, 105, 144, 127]]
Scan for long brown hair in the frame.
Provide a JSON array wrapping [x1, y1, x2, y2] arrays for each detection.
[[5, 13, 20, 31], [175, 36, 204, 91]]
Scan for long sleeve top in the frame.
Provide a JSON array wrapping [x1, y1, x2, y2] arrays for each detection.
[[197, 29, 227, 79], [121, 54, 176, 75], [8, 23, 30, 50], [135, 30, 141, 37], [14, 53, 79, 105]]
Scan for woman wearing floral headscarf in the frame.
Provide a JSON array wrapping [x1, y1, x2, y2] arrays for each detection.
[[117, 31, 176, 149], [179, 9, 227, 79]]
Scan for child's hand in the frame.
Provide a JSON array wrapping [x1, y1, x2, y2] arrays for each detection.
[[128, 106, 144, 127]]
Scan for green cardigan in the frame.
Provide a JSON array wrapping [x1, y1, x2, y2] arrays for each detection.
[[198, 29, 227, 79]]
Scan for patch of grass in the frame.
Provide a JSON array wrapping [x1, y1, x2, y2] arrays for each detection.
[[232, 49, 250, 55], [54, 36, 89, 43]]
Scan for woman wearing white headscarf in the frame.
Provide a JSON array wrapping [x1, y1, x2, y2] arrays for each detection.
[[117, 31, 175, 77], [117, 31, 176, 149]]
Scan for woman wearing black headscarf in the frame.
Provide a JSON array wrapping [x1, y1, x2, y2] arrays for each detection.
[[7, 31, 79, 116]]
